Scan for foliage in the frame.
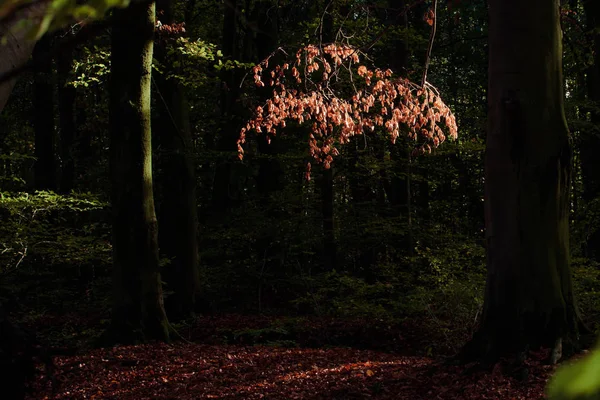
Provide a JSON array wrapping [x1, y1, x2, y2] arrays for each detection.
[[571, 258, 600, 330], [1, 0, 130, 39], [157, 35, 254, 90], [547, 344, 600, 400], [0, 153, 34, 189], [239, 44, 457, 176], [2, 0, 600, 398], [70, 46, 111, 88], [0, 190, 109, 275]]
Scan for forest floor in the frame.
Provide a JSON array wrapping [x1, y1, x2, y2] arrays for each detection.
[[24, 315, 557, 399]]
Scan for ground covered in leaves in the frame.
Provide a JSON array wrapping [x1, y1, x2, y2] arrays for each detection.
[[30, 343, 556, 400], [24, 315, 559, 399]]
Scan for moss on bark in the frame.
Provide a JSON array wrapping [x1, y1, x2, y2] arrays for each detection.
[[108, 0, 170, 343]]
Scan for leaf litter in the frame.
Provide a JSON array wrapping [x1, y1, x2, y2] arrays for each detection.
[[26, 315, 556, 399]]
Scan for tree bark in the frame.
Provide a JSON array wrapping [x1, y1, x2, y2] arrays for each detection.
[[32, 34, 57, 191], [108, 0, 170, 342], [57, 36, 76, 193], [319, 5, 337, 271], [0, 3, 46, 115], [580, 0, 600, 258], [464, 0, 581, 361], [212, 0, 240, 212], [155, 0, 201, 320], [255, 0, 284, 197]]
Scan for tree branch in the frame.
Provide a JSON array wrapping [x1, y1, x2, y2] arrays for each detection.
[[421, 0, 438, 88]]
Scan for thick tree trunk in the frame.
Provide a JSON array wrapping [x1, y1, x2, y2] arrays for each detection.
[[57, 38, 76, 193], [108, 0, 170, 342], [465, 0, 581, 361], [155, 0, 201, 320], [32, 35, 57, 191]]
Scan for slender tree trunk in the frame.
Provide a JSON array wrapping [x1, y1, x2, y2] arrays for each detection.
[[57, 37, 76, 193], [252, 0, 287, 307], [155, 0, 201, 320], [108, 0, 170, 342], [464, 0, 581, 361], [255, 0, 284, 197], [320, 5, 336, 270], [581, 0, 600, 258], [388, 0, 412, 251], [212, 0, 240, 212], [320, 167, 336, 270], [32, 35, 57, 191], [418, 167, 430, 224]]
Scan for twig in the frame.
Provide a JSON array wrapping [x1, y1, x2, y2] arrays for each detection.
[[14, 246, 27, 269], [238, 46, 288, 88], [421, 0, 438, 88]]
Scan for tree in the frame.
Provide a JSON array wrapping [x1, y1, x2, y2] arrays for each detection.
[[57, 31, 77, 193], [319, 3, 336, 271], [0, 0, 129, 115], [463, 0, 582, 361], [580, 0, 600, 259], [32, 34, 57, 191], [154, 0, 201, 320], [0, 8, 39, 114], [108, 0, 170, 342], [238, 43, 456, 210], [212, 0, 241, 212]]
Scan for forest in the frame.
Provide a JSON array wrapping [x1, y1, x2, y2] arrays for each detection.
[[0, 0, 599, 398]]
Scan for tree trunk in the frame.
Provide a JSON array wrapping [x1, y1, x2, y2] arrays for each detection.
[[320, 167, 336, 270], [212, 0, 240, 212], [0, 3, 46, 114], [465, 0, 581, 361], [580, 0, 600, 258], [155, 0, 201, 320], [255, 0, 284, 197], [32, 35, 57, 191], [108, 0, 170, 342], [57, 36, 76, 193], [318, 5, 337, 271]]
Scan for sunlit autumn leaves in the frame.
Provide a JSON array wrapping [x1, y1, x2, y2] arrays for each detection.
[[424, 8, 435, 26], [238, 44, 457, 179]]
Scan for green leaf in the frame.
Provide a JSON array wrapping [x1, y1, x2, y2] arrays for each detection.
[[547, 346, 600, 399]]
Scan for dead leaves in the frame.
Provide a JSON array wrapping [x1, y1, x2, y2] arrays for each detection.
[[23, 315, 558, 399], [424, 8, 435, 26], [27, 340, 554, 400], [239, 44, 457, 177]]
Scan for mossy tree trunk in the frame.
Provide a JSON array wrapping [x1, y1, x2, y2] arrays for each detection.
[[155, 0, 201, 320], [109, 0, 170, 343], [465, 0, 581, 361]]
